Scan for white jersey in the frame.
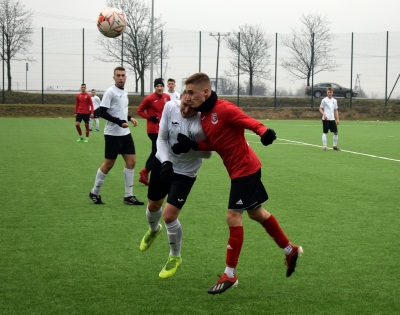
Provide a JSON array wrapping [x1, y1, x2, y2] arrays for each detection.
[[101, 85, 131, 136], [91, 95, 101, 110], [320, 97, 338, 120], [156, 100, 211, 178], [165, 90, 181, 101]]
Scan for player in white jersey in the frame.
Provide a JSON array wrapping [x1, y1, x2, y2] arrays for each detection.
[[89, 89, 101, 131], [139, 92, 212, 279], [319, 87, 340, 151], [165, 78, 181, 101], [89, 66, 144, 206]]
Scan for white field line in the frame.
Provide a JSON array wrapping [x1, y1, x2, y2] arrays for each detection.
[[245, 133, 400, 163]]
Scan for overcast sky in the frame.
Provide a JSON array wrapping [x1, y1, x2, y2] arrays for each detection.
[[24, 0, 400, 34]]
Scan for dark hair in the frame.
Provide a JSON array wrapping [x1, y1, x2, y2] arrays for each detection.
[[81, 83, 86, 86], [167, 78, 175, 83], [91, 89, 95, 91], [185, 72, 211, 88], [327, 87, 334, 92], [114, 66, 126, 74]]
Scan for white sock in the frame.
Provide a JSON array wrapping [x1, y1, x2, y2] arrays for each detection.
[[165, 219, 182, 257], [333, 134, 338, 147], [322, 133, 327, 147], [283, 244, 293, 255], [224, 267, 235, 278], [95, 118, 100, 129], [146, 207, 162, 231], [124, 168, 134, 197], [89, 118, 92, 129], [92, 168, 107, 195]]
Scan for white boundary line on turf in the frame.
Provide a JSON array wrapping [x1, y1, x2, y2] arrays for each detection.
[[245, 133, 400, 163]]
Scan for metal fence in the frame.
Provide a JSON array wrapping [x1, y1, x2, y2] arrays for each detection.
[[3, 27, 400, 106]]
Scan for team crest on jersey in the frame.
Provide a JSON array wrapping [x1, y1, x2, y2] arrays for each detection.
[[211, 112, 218, 124]]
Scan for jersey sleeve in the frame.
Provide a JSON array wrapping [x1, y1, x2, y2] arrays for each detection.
[[75, 95, 79, 113], [137, 96, 150, 119], [228, 104, 267, 136], [100, 90, 113, 109]]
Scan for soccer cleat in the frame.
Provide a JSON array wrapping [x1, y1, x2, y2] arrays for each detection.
[[89, 191, 105, 204], [333, 146, 341, 151], [140, 224, 163, 251], [84, 138, 89, 143], [124, 196, 144, 205], [323, 146, 328, 151], [138, 169, 149, 186], [77, 136, 84, 142], [285, 245, 303, 277], [207, 273, 238, 295], [89, 129, 92, 131], [95, 129, 100, 132], [159, 255, 182, 279]]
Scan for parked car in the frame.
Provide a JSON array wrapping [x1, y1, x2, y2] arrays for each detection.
[[305, 83, 358, 98]]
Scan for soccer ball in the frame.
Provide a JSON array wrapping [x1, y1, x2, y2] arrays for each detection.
[[97, 7, 126, 38]]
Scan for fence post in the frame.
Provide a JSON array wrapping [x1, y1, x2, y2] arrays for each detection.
[[82, 28, 84, 84], [2, 25, 4, 103], [199, 31, 201, 72], [121, 32, 124, 67], [160, 30, 163, 77], [311, 33, 315, 108], [274, 33, 277, 109], [385, 31, 388, 106], [42, 27, 44, 104], [237, 32, 240, 107], [350, 32, 353, 109]]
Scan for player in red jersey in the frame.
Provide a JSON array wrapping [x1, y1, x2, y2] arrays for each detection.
[[173, 72, 303, 295], [137, 78, 171, 185], [75, 83, 94, 143]]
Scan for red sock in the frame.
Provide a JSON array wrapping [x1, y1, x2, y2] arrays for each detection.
[[226, 226, 244, 268], [85, 124, 89, 137], [261, 215, 290, 248], [76, 125, 82, 136]]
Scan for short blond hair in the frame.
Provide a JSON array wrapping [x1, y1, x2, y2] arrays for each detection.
[[327, 87, 334, 92], [185, 72, 211, 89]]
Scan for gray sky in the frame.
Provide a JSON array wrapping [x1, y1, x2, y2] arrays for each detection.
[[25, 0, 400, 33]]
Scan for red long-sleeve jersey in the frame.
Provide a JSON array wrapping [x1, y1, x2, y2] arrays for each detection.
[[197, 99, 267, 179], [75, 93, 94, 114], [137, 92, 170, 133]]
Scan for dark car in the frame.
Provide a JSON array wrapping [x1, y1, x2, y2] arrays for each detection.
[[305, 83, 358, 98]]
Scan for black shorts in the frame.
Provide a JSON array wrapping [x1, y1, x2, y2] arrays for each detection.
[[76, 114, 90, 124], [322, 120, 338, 133], [104, 134, 136, 160], [93, 108, 100, 118], [147, 158, 196, 210], [228, 168, 269, 211]]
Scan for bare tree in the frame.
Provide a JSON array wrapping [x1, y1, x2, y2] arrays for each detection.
[[225, 24, 271, 95], [96, 0, 169, 96], [0, 0, 34, 91], [281, 13, 339, 86]]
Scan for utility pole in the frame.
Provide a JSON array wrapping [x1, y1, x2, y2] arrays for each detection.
[[210, 32, 229, 93]]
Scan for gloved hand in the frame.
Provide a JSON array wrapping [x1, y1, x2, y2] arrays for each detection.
[[171, 142, 189, 154], [149, 116, 159, 123], [160, 161, 173, 182], [177, 133, 198, 151], [260, 128, 276, 146]]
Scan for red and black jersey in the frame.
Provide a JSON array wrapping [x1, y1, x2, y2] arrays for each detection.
[[137, 92, 170, 133], [197, 99, 267, 179], [75, 93, 94, 114]]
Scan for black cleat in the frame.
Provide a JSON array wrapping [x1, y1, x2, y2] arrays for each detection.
[[207, 273, 238, 295], [124, 196, 144, 205], [333, 146, 341, 151], [89, 192, 105, 204]]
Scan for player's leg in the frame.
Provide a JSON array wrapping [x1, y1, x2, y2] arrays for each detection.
[[121, 135, 143, 205], [94, 109, 100, 131], [89, 118, 93, 131], [95, 118, 100, 131], [140, 158, 168, 251], [159, 174, 196, 279], [83, 114, 90, 142], [139, 133, 158, 186], [75, 115, 83, 142], [332, 122, 339, 150], [322, 120, 329, 150]]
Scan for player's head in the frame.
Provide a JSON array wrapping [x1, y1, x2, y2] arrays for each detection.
[[167, 78, 176, 92], [180, 91, 197, 119], [154, 78, 164, 95], [184, 72, 211, 109], [80, 84, 86, 93], [327, 87, 334, 98], [91, 89, 96, 96], [113, 66, 127, 88]]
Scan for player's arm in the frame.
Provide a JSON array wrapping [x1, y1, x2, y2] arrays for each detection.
[[335, 108, 340, 125], [319, 100, 327, 119], [99, 91, 126, 126], [88, 96, 94, 117], [137, 97, 150, 119]]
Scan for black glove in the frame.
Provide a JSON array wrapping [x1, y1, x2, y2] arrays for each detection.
[[177, 133, 198, 151], [171, 142, 189, 154], [149, 116, 159, 123], [260, 128, 276, 146], [160, 161, 173, 182]]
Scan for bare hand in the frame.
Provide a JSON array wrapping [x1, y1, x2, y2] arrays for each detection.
[[323, 114, 328, 120], [121, 122, 129, 128], [90, 114, 94, 118], [130, 118, 138, 127], [336, 119, 340, 125]]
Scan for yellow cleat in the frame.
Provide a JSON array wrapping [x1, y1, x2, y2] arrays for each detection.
[[139, 224, 162, 251], [159, 255, 182, 279]]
